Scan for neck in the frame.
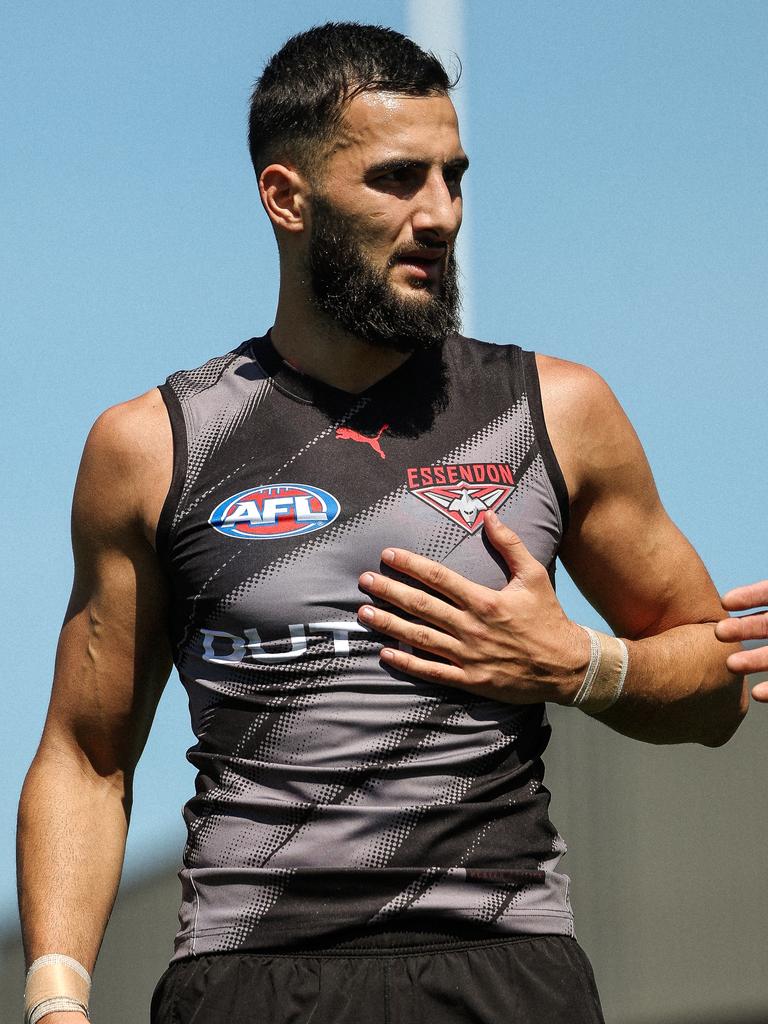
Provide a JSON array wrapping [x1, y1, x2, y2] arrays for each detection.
[[270, 284, 411, 394]]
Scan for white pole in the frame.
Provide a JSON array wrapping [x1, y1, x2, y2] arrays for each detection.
[[405, 0, 473, 336]]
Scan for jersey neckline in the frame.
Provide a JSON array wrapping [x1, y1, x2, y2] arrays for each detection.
[[246, 331, 453, 409]]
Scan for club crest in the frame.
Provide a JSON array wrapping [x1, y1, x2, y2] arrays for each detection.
[[406, 463, 514, 533]]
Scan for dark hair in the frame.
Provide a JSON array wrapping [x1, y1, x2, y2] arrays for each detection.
[[248, 22, 455, 179]]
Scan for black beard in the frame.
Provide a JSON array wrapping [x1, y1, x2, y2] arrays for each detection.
[[306, 194, 462, 353]]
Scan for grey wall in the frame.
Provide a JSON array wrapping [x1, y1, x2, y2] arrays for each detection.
[[1, 867, 181, 1023], [546, 688, 768, 1022], [3, 682, 766, 1023]]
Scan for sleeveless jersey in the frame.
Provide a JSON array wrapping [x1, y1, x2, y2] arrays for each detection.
[[157, 333, 574, 958]]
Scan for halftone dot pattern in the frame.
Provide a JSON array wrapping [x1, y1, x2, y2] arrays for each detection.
[[352, 706, 530, 905], [208, 397, 534, 629], [213, 698, 477, 873], [346, 707, 490, 871], [221, 870, 295, 951], [165, 345, 246, 404], [476, 887, 523, 924], [171, 379, 368, 532], [215, 481, 406, 615], [177, 633, 517, 876], [177, 377, 274, 517], [186, 786, 307, 869], [182, 642, 377, 870], [181, 405, 237, 513], [371, 866, 562, 929], [212, 383, 273, 452], [162, 337, 575, 956], [443, 398, 533, 478], [368, 868, 448, 925]]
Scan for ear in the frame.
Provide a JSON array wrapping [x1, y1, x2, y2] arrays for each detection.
[[259, 163, 309, 234]]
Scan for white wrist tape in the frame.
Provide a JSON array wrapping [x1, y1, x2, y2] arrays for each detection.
[[24, 954, 91, 1024], [572, 626, 629, 714]]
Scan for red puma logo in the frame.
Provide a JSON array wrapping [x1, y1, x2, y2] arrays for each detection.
[[335, 423, 389, 459]]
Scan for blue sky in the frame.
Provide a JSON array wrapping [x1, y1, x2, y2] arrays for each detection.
[[2, 1, 766, 927]]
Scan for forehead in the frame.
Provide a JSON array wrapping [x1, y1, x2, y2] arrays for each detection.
[[326, 91, 465, 171]]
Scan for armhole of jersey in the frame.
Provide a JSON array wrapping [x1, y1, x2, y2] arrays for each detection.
[[520, 349, 570, 535], [154, 381, 187, 562]]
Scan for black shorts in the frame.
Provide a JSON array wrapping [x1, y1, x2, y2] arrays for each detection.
[[151, 935, 604, 1024]]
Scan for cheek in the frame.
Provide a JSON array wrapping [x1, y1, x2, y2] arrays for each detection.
[[354, 218, 405, 264], [332, 191, 405, 238], [353, 206, 402, 238]]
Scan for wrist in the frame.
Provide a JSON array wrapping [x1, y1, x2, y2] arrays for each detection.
[[554, 620, 592, 705], [35, 1015, 89, 1024], [569, 625, 629, 714], [24, 955, 91, 1024]]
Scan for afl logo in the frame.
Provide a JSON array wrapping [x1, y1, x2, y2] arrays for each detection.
[[209, 484, 340, 540]]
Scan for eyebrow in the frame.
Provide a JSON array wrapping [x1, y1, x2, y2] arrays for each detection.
[[366, 155, 470, 176]]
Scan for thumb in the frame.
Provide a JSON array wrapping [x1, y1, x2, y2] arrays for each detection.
[[483, 511, 540, 581]]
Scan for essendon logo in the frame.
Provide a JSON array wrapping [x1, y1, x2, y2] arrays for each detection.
[[406, 463, 514, 533]]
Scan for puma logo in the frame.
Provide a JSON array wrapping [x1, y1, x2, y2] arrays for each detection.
[[335, 423, 389, 460]]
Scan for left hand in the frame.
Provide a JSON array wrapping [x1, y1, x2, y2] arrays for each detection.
[[357, 511, 589, 704], [715, 580, 768, 700]]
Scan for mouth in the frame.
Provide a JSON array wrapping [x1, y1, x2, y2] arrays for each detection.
[[391, 248, 447, 285]]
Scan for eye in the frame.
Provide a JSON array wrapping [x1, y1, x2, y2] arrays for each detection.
[[444, 165, 466, 188], [376, 166, 419, 187]]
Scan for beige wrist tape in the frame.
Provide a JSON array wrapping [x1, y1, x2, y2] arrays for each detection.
[[24, 954, 91, 1024], [572, 626, 629, 714]]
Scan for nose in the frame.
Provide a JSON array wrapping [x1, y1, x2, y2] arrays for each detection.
[[411, 170, 462, 243]]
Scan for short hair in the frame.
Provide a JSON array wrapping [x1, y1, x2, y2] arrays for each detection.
[[248, 22, 455, 180]]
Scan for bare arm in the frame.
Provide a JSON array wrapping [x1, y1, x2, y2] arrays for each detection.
[[356, 357, 746, 748], [538, 355, 747, 745], [17, 390, 172, 1020]]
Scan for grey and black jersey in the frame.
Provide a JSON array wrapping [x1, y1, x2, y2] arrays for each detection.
[[157, 332, 574, 958]]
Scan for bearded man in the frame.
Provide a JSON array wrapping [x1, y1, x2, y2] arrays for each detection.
[[18, 22, 746, 1024]]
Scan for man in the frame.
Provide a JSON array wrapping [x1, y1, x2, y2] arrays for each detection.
[[716, 580, 768, 699], [18, 22, 746, 1024]]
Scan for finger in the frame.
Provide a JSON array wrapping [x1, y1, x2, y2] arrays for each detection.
[[358, 604, 462, 662], [483, 512, 543, 583], [715, 612, 768, 643], [378, 548, 484, 607], [721, 580, 768, 611], [751, 679, 768, 702], [379, 645, 468, 687], [725, 646, 768, 675], [358, 571, 463, 631]]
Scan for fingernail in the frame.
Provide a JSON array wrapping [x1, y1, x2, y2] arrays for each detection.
[[360, 573, 375, 587], [382, 549, 396, 563], [359, 606, 375, 621], [380, 647, 396, 662]]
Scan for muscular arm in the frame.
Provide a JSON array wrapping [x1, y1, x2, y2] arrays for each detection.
[[17, 391, 172, 1018], [357, 356, 746, 748], [540, 355, 748, 745]]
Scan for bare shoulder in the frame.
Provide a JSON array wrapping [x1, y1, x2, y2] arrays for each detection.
[[534, 353, 619, 422], [534, 352, 647, 503], [75, 388, 172, 546], [85, 387, 171, 474]]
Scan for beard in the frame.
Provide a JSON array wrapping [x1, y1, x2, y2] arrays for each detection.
[[306, 194, 462, 353]]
